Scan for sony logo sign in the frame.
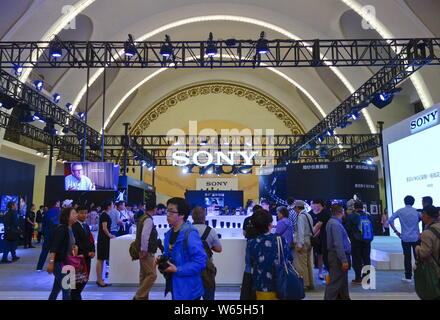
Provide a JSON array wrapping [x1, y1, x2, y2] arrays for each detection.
[[410, 109, 438, 133], [206, 181, 228, 187], [172, 151, 258, 167]]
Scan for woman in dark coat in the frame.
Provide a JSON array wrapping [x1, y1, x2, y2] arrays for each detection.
[[96, 200, 115, 287], [47, 207, 78, 300]]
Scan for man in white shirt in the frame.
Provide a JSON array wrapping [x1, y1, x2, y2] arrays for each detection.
[[65, 163, 95, 191], [293, 200, 315, 290]]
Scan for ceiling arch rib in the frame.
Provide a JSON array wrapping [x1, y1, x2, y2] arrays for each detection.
[[68, 15, 376, 134]]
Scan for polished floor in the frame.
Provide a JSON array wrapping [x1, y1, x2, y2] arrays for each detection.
[[0, 242, 419, 300]]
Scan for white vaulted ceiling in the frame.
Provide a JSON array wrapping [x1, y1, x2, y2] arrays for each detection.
[[2, 0, 440, 135]]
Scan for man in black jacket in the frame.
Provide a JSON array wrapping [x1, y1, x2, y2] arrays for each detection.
[[71, 206, 95, 300]]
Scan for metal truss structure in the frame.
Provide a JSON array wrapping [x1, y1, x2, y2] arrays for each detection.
[[282, 40, 435, 161], [2, 37, 437, 169], [0, 38, 438, 68], [0, 110, 100, 161], [0, 69, 101, 147]]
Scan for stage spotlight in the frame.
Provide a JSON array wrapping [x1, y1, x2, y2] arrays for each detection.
[[36, 152, 42, 156], [66, 103, 73, 112], [34, 80, 44, 91], [366, 157, 374, 165], [52, 93, 61, 103], [160, 35, 173, 57], [148, 165, 153, 171], [206, 32, 217, 57], [62, 127, 69, 134], [124, 34, 136, 57], [207, 168, 213, 175], [33, 113, 46, 123], [317, 135, 324, 143], [14, 65, 23, 76], [182, 167, 188, 174], [49, 41, 63, 58], [372, 88, 402, 109], [43, 121, 58, 135], [351, 110, 360, 120], [325, 128, 334, 137], [78, 112, 85, 120], [256, 31, 269, 54], [200, 139, 207, 146]]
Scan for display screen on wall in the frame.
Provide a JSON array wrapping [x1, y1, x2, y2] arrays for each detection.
[[286, 163, 379, 201], [258, 166, 288, 205], [0, 195, 19, 212], [388, 123, 440, 212], [185, 191, 243, 210], [64, 162, 118, 191]]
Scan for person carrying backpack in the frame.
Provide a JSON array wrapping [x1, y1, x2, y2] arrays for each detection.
[[157, 198, 206, 300], [414, 205, 440, 300], [129, 202, 160, 300], [345, 201, 374, 285], [191, 207, 222, 300]]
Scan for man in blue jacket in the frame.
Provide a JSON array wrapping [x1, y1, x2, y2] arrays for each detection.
[[36, 200, 60, 271], [159, 197, 206, 300]]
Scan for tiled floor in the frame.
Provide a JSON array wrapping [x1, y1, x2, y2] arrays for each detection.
[[0, 243, 419, 300]]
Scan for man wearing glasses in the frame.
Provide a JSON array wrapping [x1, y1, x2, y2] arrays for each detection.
[[65, 163, 95, 191], [157, 197, 206, 300]]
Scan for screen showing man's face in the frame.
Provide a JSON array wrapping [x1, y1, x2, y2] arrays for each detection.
[[72, 164, 83, 180]]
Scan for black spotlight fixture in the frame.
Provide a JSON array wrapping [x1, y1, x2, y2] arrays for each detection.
[[13, 65, 23, 76], [206, 32, 217, 57], [52, 93, 61, 103], [317, 135, 325, 143], [66, 103, 73, 112], [256, 31, 269, 54], [34, 80, 44, 91], [49, 39, 63, 58], [43, 121, 58, 135], [33, 112, 46, 123], [372, 87, 402, 109], [325, 128, 334, 137], [62, 127, 69, 134], [124, 34, 137, 57], [160, 35, 173, 57]]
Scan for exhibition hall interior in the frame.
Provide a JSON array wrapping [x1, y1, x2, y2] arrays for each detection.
[[0, 0, 440, 302]]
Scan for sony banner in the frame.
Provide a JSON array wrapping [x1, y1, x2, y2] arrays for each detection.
[[196, 178, 238, 190]]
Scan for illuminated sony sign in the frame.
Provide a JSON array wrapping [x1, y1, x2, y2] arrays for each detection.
[[410, 109, 438, 133], [172, 151, 258, 167]]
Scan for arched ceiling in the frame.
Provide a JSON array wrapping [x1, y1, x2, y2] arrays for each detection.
[[2, 0, 440, 139]]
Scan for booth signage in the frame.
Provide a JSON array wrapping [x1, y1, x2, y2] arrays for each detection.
[[410, 109, 438, 133], [196, 178, 238, 190], [172, 151, 258, 167]]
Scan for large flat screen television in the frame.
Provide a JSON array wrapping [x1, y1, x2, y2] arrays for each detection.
[[64, 162, 118, 191]]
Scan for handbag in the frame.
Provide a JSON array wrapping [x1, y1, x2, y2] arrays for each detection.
[[62, 255, 88, 284], [275, 236, 305, 300], [414, 227, 440, 300]]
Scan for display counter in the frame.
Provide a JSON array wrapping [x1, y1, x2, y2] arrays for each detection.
[[89, 235, 247, 285]]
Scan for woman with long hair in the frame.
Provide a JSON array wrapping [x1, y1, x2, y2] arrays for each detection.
[[96, 200, 115, 287], [47, 207, 78, 300]]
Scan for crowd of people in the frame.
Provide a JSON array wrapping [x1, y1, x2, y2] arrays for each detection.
[[1, 194, 439, 300]]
